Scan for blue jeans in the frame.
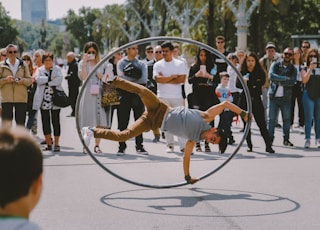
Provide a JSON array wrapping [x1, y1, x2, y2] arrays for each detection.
[[268, 97, 291, 141], [302, 90, 320, 140]]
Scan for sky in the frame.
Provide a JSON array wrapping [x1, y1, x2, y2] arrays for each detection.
[[1, 0, 125, 20]]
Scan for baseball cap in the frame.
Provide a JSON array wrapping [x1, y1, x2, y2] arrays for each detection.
[[266, 42, 276, 49]]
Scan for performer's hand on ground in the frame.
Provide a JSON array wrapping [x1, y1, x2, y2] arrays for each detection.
[[189, 178, 200, 184]]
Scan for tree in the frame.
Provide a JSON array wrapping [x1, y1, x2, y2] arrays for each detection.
[[0, 3, 19, 48], [64, 7, 107, 52]]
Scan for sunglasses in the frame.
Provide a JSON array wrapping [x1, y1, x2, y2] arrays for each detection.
[[284, 53, 293, 56], [147, 51, 153, 54], [216, 41, 224, 44], [87, 51, 96, 54], [1, 54, 6, 57], [8, 51, 17, 54], [302, 46, 310, 49], [308, 55, 317, 58], [155, 51, 162, 54]]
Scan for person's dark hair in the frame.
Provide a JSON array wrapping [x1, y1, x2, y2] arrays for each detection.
[[301, 40, 310, 47], [216, 35, 225, 42], [161, 41, 174, 51], [42, 51, 54, 63], [219, 71, 229, 79], [195, 48, 214, 71], [0, 127, 43, 208], [240, 51, 267, 78], [228, 53, 239, 62], [217, 128, 227, 153]]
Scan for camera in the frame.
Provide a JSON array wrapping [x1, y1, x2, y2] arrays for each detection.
[[14, 78, 20, 82]]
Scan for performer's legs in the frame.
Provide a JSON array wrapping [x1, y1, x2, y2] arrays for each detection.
[[94, 113, 151, 142], [112, 77, 164, 111]]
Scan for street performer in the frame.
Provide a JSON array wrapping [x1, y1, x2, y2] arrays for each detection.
[[82, 76, 249, 184]]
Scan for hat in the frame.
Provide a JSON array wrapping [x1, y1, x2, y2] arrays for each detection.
[[266, 42, 276, 49], [66, 52, 75, 57]]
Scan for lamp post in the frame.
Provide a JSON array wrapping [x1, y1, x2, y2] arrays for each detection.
[[227, 0, 259, 51], [84, 24, 92, 40], [39, 19, 47, 49]]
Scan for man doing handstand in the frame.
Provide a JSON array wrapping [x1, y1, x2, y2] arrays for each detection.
[[82, 76, 249, 184]]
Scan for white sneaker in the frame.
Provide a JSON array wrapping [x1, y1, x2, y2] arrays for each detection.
[[304, 140, 311, 148], [82, 127, 93, 146], [316, 139, 320, 148], [166, 146, 174, 153], [299, 126, 304, 134], [116, 150, 125, 156]]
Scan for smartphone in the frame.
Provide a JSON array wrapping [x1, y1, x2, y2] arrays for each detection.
[[88, 54, 95, 60], [312, 57, 317, 64], [200, 65, 206, 73]]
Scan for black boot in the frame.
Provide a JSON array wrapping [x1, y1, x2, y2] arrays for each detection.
[[247, 141, 253, 152], [266, 145, 275, 153]]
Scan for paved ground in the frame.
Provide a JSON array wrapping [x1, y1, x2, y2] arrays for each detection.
[[30, 76, 320, 230]]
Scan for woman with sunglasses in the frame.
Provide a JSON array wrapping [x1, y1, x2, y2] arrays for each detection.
[[78, 41, 110, 154], [301, 49, 320, 148]]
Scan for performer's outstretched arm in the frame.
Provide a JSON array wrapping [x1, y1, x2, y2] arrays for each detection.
[[183, 140, 199, 184], [202, 101, 249, 123]]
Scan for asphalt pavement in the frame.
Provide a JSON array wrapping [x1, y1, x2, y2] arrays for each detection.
[[30, 75, 320, 230]]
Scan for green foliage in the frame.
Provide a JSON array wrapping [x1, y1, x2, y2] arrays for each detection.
[[15, 21, 60, 52], [0, 3, 19, 48]]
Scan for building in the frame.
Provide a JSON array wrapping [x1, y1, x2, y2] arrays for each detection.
[[21, 0, 48, 24]]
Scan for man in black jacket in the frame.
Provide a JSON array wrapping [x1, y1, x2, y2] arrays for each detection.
[[66, 52, 81, 117]]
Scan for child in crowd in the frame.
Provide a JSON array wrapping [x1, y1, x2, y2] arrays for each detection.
[[215, 72, 235, 144]]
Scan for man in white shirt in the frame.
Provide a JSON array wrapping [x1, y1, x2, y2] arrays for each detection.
[[153, 41, 187, 152]]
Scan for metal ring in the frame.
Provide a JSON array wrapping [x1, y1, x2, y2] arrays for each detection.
[[76, 36, 252, 189]]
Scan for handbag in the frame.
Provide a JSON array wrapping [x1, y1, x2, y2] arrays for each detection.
[[52, 86, 70, 107], [101, 83, 120, 107], [90, 84, 100, 95]]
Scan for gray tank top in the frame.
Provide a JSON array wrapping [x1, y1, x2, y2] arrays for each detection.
[[162, 106, 211, 142]]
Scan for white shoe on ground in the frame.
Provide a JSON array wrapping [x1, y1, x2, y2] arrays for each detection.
[[116, 150, 125, 156], [166, 146, 174, 153], [299, 126, 305, 134], [82, 127, 93, 147], [304, 140, 311, 148]]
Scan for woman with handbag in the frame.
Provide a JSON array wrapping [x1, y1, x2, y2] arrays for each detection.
[[32, 52, 64, 152], [78, 41, 109, 154]]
